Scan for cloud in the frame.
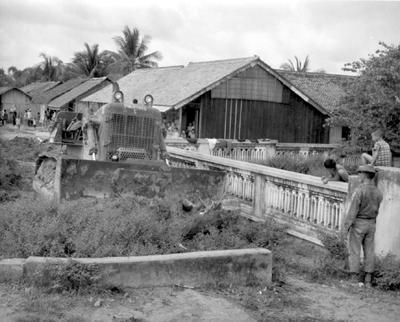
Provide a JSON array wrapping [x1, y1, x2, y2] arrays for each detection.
[[0, 0, 399, 75]]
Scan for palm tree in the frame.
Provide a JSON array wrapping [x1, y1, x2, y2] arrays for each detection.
[[111, 26, 163, 75], [36, 53, 64, 81], [70, 43, 117, 78], [280, 55, 310, 72]]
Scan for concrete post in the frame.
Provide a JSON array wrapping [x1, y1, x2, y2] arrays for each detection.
[[252, 174, 266, 219], [197, 139, 211, 155]]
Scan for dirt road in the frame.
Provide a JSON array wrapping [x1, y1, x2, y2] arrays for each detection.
[[1, 276, 400, 322]]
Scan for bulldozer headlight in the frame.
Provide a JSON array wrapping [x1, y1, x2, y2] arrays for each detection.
[[144, 94, 154, 106], [114, 91, 124, 102]]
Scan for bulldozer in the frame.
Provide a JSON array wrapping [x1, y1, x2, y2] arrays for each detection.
[[33, 84, 226, 203]]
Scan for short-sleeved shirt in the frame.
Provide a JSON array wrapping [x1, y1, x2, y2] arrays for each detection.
[[373, 139, 391, 166]]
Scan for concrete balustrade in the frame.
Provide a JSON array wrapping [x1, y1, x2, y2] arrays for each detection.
[[168, 146, 400, 256], [165, 139, 368, 169], [167, 147, 348, 244]]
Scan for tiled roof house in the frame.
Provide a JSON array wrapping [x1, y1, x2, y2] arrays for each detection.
[[277, 70, 354, 112], [48, 77, 112, 111], [32, 78, 87, 105], [21, 81, 61, 100], [82, 57, 351, 143]]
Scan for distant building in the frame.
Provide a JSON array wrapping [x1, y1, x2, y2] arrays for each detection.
[[0, 87, 31, 123], [47, 78, 112, 112]]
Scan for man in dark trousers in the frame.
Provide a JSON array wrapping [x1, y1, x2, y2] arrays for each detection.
[[344, 164, 383, 287]]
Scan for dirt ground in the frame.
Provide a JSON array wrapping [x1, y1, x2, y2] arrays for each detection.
[[1, 124, 399, 322], [1, 276, 399, 322]]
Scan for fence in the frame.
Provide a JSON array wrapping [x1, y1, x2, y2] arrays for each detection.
[[167, 146, 349, 244], [165, 139, 363, 169]]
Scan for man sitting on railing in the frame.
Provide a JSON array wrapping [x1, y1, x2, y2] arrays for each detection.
[[321, 158, 349, 183]]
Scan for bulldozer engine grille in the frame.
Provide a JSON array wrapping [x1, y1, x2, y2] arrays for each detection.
[[107, 113, 155, 160], [117, 148, 148, 161]]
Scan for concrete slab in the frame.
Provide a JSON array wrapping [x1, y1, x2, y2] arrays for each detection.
[[0, 258, 25, 282], [24, 248, 272, 288]]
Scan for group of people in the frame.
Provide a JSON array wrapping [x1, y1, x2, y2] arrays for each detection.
[[162, 118, 197, 139], [0, 109, 8, 125], [321, 129, 390, 288], [0, 108, 51, 130]]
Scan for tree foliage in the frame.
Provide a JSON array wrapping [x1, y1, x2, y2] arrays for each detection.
[[70, 43, 117, 78], [328, 42, 400, 150], [2, 25, 162, 86], [36, 53, 64, 82], [280, 55, 310, 72], [0, 68, 14, 86], [111, 26, 163, 75]]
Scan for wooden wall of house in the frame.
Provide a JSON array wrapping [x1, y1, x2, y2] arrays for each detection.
[[0, 89, 31, 121], [199, 89, 329, 143], [76, 101, 101, 113], [71, 81, 112, 112]]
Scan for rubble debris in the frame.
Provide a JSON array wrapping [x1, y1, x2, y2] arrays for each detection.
[[182, 198, 194, 212]]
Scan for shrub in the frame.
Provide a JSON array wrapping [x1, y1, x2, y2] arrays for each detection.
[[307, 231, 349, 282], [374, 252, 400, 290], [0, 156, 21, 191], [330, 140, 363, 159], [255, 154, 327, 177], [0, 194, 287, 261], [317, 231, 348, 261], [31, 260, 103, 293]]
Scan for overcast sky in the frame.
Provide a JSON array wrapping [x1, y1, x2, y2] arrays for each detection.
[[1, 0, 399, 75]]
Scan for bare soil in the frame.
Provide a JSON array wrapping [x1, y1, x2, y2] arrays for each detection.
[[1, 276, 399, 322], [0, 124, 399, 322]]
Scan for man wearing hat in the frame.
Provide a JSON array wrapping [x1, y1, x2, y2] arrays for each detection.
[[344, 164, 383, 287]]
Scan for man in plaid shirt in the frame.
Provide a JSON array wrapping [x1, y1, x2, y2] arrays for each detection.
[[361, 129, 391, 167]]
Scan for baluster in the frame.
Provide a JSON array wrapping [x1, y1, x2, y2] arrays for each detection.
[[332, 202, 339, 230], [297, 191, 304, 218], [279, 186, 285, 211], [325, 200, 331, 228], [285, 188, 290, 214], [338, 203, 344, 231], [318, 196, 324, 225], [292, 190, 298, 217], [265, 181, 272, 209], [310, 196, 316, 223], [273, 184, 279, 209]]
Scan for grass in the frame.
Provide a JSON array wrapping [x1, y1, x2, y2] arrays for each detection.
[[254, 153, 359, 177], [255, 154, 329, 177]]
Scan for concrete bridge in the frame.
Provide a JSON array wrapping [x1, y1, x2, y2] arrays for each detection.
[[166, 140, 400, 257]]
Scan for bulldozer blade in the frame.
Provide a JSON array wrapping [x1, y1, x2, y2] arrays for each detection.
[[35, 156, 227, 202]]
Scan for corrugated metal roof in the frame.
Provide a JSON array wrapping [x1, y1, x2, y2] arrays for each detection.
[[32, 78, 87, 104], [276, 70, 355, 112], [48, 78, 111, 108]]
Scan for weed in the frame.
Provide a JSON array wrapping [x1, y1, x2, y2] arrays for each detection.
[[30, 260, 103, 294], [374, 252, 400, 290], [255, 154, 328, 177], [317, 231, 348, 261], [1, 194, 288, 287]]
